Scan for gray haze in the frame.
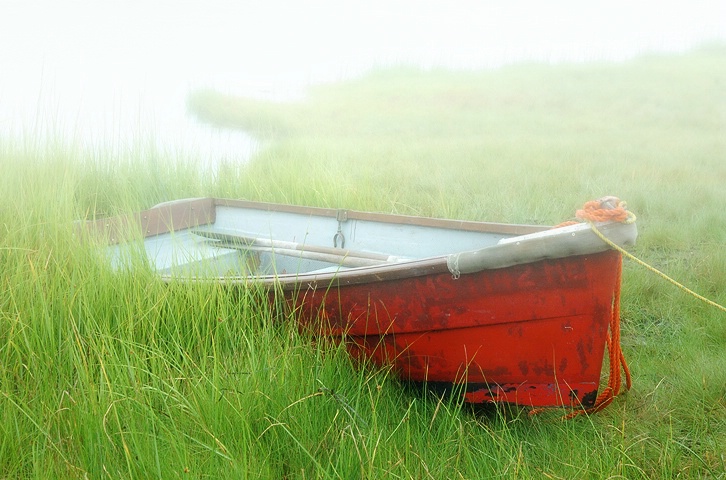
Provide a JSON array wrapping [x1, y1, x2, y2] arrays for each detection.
[[1, 0, 724, 163]]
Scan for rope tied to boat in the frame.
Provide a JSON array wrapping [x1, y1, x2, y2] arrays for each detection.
[[561, 256, 631, 418], [572, 197, 634, 417], [534, 197, 635, 418], [553, 196, 636, 229], [549, 196, 725, 419]]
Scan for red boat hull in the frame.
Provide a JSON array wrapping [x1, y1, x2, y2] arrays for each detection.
[[293, 250, 622, 408]]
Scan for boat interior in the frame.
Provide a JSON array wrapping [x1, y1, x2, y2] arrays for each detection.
[[103, 199, 542, 278]]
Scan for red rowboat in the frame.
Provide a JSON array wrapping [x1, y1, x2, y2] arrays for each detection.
[[82, 197, 637, 411]]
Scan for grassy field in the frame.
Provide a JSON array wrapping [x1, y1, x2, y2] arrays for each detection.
[[2, 45, 725, 478]]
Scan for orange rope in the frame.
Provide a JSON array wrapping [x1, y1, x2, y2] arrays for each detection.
[[552, 220, 579, 228], [554, 196, 632, 228], [545, 196, 723, 418], [565, 257, 631, 419], [575, 197, 631, 223]]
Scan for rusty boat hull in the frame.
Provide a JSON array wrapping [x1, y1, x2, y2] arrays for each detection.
[[83, 197, 636, 408], [293, 250, 621, 407]]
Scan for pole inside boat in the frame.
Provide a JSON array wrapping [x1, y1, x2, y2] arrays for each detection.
[[192, 230, 401, 267], [232, 245, 384, 268]]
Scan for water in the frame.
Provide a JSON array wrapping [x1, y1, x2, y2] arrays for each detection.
[[1, 0, 723, 167]]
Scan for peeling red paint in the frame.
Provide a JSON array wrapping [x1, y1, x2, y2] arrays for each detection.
[[293, 250, 621, 408]]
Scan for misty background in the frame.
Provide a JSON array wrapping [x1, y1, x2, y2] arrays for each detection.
[[1, 0, 724, 164]]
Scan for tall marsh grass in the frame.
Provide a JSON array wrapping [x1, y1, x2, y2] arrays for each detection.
[[2, 46, 725, 478]]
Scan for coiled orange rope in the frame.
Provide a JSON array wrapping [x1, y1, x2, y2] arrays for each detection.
[[553, 196, 634, 229], [576, 197, 631, 223]]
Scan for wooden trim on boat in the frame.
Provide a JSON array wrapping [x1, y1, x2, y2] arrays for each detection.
[[80, 197, 548, 244], [214, 198, 547, 236], [80, 197, 216, 244]]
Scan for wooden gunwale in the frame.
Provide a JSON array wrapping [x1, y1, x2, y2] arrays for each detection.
[[81, 197, 548, 244], [80, 197, 216, 244], [213, 198, 547, 236]]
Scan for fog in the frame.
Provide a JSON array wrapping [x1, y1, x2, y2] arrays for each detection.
[[1, 0, 724, 163]]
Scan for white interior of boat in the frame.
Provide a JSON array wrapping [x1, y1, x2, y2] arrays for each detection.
[[118, 204, 511, 277]]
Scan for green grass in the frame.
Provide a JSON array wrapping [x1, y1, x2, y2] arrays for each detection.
[[2, 45, 726, 478]]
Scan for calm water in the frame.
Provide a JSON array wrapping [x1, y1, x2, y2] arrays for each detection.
[[1, 1, 724, 167]]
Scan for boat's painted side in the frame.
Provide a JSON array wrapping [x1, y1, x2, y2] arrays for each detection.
[[291, 249, 621, 407]]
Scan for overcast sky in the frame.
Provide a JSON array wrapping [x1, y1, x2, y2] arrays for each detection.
[[1, 0, 724, 156]]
